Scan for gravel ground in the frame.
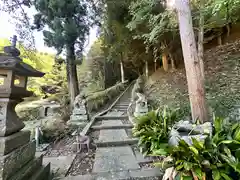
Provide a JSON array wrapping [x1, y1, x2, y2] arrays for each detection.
[[88, 130, 100, 141], [68, 148, 96, 176], [45, 136, 76, 157]]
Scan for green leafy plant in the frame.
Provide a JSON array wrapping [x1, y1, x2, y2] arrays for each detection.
[[157, 116, 240, 180], [133, 106, 180, 156]]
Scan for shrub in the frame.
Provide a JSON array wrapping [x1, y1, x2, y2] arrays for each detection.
[[132, 106, 180, 156], [157, 116, 240, 180]]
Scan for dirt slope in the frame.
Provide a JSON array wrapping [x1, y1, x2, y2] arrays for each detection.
[[145, 40, 240, 118]]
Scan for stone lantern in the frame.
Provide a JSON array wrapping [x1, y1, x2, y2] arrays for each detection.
[[0, 36, 50, 180]]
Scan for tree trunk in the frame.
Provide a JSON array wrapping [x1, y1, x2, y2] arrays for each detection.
[[217, 36, 222, 45], [175, 0, 208, 123], [162, 52, 168, 71], [169, 53, 176, 70], [198, 0, 205, 80], [226, 24, 230, 37], [154, 59, 157, 72], [145, 60, 149, 77], [66, 44, 79, 107], [120, 53, 125, 83]]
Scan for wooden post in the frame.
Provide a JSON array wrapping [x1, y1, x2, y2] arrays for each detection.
[[174, 0, 208, 123]]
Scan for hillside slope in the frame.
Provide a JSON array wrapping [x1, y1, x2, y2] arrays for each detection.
[[145, 40, 240, 119]]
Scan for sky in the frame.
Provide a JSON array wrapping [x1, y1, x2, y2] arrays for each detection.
[[0, 6, 97, 55]]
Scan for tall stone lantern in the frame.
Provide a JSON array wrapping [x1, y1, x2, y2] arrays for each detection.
[[0, 36, 50, 180]]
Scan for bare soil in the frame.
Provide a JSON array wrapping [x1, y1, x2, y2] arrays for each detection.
[[146, 40, 240, 118]]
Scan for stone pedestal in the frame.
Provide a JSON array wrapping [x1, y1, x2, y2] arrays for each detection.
[[67, 97, 89, 127], [0, 39, 51, 180], [0, 99, 50, 180], [134, 100, 148, 117]]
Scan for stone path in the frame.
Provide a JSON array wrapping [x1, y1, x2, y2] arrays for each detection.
[[63, 84, 163, 180]]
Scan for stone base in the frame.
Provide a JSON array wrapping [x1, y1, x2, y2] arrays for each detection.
[[70, 114, 88, 121], [0, 130, 30, 155], [0, 140, 36, 180], [134, 112, 148, 117], [36, 143, 50, 152], [29, 163, 51, 180], [67, 120, 87, 127], [72, 109, 86, 115], [9, 155, 43, 180]]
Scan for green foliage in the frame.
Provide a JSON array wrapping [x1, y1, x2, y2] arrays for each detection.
[[156, 116, 240, 180], [0, 38, 56, 96], [33, 0, 91, 54], [86, 82, 126, 112], [132, 106, 180, 156]]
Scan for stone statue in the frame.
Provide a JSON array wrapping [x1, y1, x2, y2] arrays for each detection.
[[67, 93, 89, 126], [73, 94, 87, 114], [127, 76, 148, 124], [134, 92, 148, 117]]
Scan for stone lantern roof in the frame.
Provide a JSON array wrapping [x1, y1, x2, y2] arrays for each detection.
[[0, 35, 45, 99], [0, 54, 45, 77], [0, 36, 45, 77]]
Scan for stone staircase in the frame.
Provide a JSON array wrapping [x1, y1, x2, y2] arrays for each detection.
[[64, 85, 163, 180]]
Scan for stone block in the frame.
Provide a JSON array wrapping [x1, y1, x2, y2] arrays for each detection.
[[93, 154, 140, 173], [67, 120, 87, 127], [130, 167, 163, 178], [70, 115, 88, 121], [0, 130, 30, 155], [93, 146, 140, 173], [0, 99, 25, 137], [0, 140, 36, 180], [73, 109, 86, 115], [43, 155, 76, 176], [9, 155, 43, 180], [29, 163, 51, 180]]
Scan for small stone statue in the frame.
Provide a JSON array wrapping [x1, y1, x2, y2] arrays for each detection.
[[134, 92, 148, 117], [127, 76, 148, 124], [68, 94, 89, 126]]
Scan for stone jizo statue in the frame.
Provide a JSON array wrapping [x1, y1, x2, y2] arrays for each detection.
[[67, 93, 89, 126], [134, 92, 148, 117], [127, 76, 148, 124]]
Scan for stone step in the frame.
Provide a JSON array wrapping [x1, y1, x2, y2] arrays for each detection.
[[95, 115, 128, 120], [113, 106, 128, 109], [91, 124, 133, 130], [95, 138, 138, 147], [63, 168, 163, 180], [42, 155, 76, 177], [113, 107, 129, 109], [9, 155, 43, 180], [114, 104, 129, 106], [29, 163, 51, 180]]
